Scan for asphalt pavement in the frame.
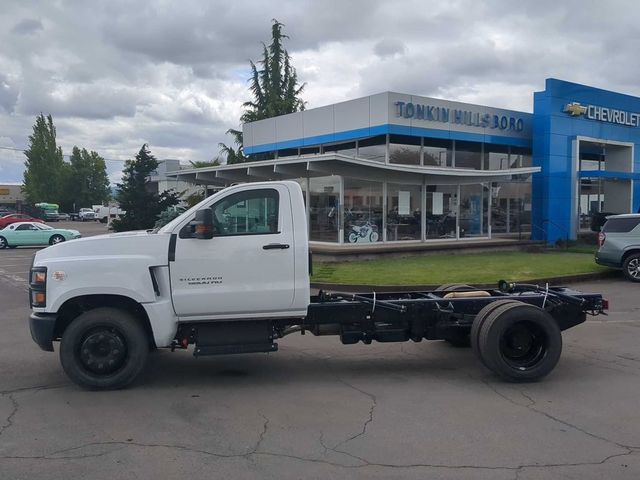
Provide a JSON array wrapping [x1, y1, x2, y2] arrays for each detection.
[[0, 231, 639, 479]]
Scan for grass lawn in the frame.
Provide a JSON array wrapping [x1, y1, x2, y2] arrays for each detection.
[[311, 251, 608, 286]]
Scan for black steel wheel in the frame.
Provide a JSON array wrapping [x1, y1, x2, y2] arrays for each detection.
[[622, 253, 640, 282], [60, 307, 149, 390], [477, 302, 562, 382], [435, 283, 474, 292], [49, 234, 65, 245], [470, 300, 520, 368]]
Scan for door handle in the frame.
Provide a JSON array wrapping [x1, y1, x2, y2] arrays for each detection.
[[263, 243, 290, 250]]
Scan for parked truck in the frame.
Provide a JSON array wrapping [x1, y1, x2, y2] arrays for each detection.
[[29, 181, 608, 389], [93, 205, 125, 223]]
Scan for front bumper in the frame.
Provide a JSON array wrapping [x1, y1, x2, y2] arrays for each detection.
[[29, 312, 57, 352]]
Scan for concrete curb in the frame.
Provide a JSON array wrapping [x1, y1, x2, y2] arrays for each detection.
[[311, 270, 618, 293]]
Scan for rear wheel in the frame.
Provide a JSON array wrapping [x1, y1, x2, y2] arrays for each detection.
[[0, 236, 6, 249], [49, 234, 65, 245], [476, 302, 562, 382], [60, 307, 149, 390], [622, 253, 640, 282], [471, 300, 520, 367]]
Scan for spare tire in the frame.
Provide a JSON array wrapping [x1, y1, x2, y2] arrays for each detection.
[[435, 283, 474, 292]]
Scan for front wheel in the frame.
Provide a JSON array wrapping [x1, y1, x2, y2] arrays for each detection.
[[622, 253, 640, 282], [0, 236, 7, 249], [348, 232, 358, 243], [369, 231, 379, 242], [60, 307, 149, 390], [49, 234, 65, 245]]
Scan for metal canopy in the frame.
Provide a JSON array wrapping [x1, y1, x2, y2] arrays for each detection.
[[167, 153, 541, 186]]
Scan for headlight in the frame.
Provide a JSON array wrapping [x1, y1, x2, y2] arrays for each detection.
[[29, 267, 47, 307]]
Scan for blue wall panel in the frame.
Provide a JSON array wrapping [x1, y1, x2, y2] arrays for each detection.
[[532, 78, 640, 243]]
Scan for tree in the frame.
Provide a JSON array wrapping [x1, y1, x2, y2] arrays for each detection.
[[23, 114, 66, 204], [111, 144, 180, 232], [220, 19, 306, 162], [60, 147, 110, 211]]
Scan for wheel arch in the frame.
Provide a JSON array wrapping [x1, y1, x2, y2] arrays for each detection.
[[621, 248, 640, 263], [55, 294, 156, 348]]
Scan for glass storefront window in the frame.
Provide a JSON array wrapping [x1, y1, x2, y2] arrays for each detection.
[[459, 184, 488, 237], [423, 138, 452, 167], [357, 135, 386, 162], [510, 146, 532, 168], [278, 148, 299, 158], [455, 141, 483, 170], [343, 178, 383, 243], [300, 146, 320, 156], [324, 141, 356, 156], [386, 183, 421, 241], [389, 135, 420, 165], [491, 176, 532, 235], [309, 176, 340, 242], [425, 185, 457, 239], [486, 144, 510, 170]]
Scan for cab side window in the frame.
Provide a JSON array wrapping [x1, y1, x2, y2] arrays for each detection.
[[16, 224, 35, 231], [179, 189, 280, 239], [213, 189, 279, 236]]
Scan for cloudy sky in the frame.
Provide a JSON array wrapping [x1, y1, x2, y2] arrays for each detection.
[[1, 0, 639, 184]]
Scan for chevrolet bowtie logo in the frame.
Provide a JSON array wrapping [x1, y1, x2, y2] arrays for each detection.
[[564, 102, 587, 116]]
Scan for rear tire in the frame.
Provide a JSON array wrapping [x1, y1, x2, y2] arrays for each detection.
[[622, 253, 640, 282], [49, 234, 65, 245], [471, 300, 520, 368], [477, 302, 562, 382], [60, 307, 149, 390]]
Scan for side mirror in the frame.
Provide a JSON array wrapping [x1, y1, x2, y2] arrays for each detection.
[[191, 208, 214, 239]]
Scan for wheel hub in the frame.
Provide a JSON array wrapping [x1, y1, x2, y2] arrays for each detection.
[[500, 321, 547, 369], [79, 329, 127, 375]]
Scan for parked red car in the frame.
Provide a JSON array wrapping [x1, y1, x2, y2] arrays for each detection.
[[0, 214, 45, 229]]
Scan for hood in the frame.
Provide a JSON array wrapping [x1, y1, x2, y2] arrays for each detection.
[[34, 230, 172, 265]]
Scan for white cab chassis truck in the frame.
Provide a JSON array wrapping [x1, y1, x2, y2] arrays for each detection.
[[29, 181, 608, 389]]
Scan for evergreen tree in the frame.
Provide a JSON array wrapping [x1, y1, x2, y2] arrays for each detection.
[[61, 146, 110, 211], [23, 114, 66, 204], [220, 20, 305, 163], [111, 144, 180, 232]]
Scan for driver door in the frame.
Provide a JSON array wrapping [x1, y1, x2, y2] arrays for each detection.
[[169, 185, 296, 318]]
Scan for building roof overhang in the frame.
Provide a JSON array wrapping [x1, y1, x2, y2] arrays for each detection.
[[166, 153, 541, 186]]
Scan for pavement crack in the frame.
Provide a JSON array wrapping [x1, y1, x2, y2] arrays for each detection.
[[2, 440, 638, 473], [0, 394, 18, 437], [331, 377, 377, 449], [252, 413, 269, 453], [0, 384, 68, 395], [481, 378, 638, 451]]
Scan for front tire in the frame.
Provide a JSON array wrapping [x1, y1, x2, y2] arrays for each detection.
[[476, 302, 562, 382], [60, 308, 149, 390], [0, 236, 7, 249], [348, 232, 358, 243], [49, 234, 65, 245], [622, 253, 640, 282]]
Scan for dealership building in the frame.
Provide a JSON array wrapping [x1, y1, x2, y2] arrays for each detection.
[[171, 78, 640, 247]]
